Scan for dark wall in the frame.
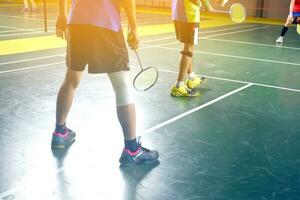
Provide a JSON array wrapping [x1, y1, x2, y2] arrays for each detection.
[[262, 0, 290, 19]]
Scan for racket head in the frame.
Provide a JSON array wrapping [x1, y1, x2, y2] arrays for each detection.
[[133, 67, 159, 91], [230, 3, 246, 23]]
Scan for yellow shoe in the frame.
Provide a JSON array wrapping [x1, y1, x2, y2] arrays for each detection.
[[170, 85, 200, 97], [297, 24, 300, 35], [186, 76, 207, 90]]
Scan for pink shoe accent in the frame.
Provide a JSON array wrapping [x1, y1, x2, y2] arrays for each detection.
[[53, 131, 69, 139], [123, 147, 141, 156]]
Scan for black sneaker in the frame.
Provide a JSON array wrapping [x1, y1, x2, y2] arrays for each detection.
[[119, 137, 159, 167], [51, 128, 76, 149]]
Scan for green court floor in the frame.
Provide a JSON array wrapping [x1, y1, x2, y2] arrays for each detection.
[[0, 2, 300, 200]]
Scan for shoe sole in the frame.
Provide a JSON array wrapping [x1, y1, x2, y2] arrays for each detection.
[[51, 138, 76, 150], [120, 159, 159, 167]]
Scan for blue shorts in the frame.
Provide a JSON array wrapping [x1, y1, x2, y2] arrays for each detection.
[[293, 12, 300, 17], [292, 12, 300, 24]]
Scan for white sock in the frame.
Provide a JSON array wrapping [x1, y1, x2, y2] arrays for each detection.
[[188, 72, 196, 80], [175, 81, 185, 88]]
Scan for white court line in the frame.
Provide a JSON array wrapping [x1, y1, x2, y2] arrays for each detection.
[[141, 24, 257, 44], [0, 31, 50, 37], [0, 29, 34, 33], [0, 83, 253, 199], [142, 44, 300, 67], [0, 55, 64, 66], [0, 167, 66, 199], [203, 26, 271, 38], [0, 186, 22, 199], [0, 62, 64, 74], [141, 26, 271, 47], [142, 83, 253, 135], [0, 25, 42, 32], [0, 14, 56, 22], [158, 69, 300, 93], [0, 25, 256, 66], [202, 37, 300, 51]]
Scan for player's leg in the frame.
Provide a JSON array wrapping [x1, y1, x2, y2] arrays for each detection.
[[107, 71, 159, 166], [56, 69, 83, 127], [29, 0, 37, 11], [177, 43, 194, 86], [171, 22, 199, 97], [22, 0, 30, 11], [51, 69, 82, 149], [186, 44, 206, 90], [276, 15, 294, 44], [51, 24, 88, 150]]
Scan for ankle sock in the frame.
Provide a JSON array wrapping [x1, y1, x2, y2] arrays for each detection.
[[188, 72, 196, 80], [55, 123, 67, 134], [176, 81, 185, 88], [281, 26, 288, 37], [124, 138, 139, 152]]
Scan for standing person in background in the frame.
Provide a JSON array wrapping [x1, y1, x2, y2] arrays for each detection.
[[170, 0, 226, 97], [23, 0, 37, 12], [276, 0, 300, 44]]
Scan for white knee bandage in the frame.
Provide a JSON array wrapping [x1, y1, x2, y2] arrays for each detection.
[[107, 71, 134, 106]]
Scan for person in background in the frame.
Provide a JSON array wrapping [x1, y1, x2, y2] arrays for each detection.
[[170, 0, 227, 97], [276, 0, 300, 44], [23, 0, 36, 12]]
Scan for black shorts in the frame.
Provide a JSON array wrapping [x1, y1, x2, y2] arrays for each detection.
[[66, 24, 129, 74], [174, 21, 199, 45]]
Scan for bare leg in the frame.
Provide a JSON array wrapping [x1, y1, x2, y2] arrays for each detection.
[[56, 69, 83, 125], [177, 43, 194, 82], [285, 15, 293, 27], [30, 0, 36, 9], [23, 0, 29, 8], [117, 104, 136, 140]]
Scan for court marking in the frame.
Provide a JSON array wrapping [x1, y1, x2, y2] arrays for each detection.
[[0, 83, 253, 199], [0, 31, 50, 37], [157, 69, 300, 93], [202, 37, 300, 51], [0, 29, 36, 34], [0, 14, 56, 22], [0, 25, 261, 65], [0, 54, 64, 66], [143, 25, 271, 48], [0, 25, 46, 32], [142, 83, 253, 135], [0, 62, 64, 74], [0, 24, 299, 198], [141, 24, 257, 44], [142, 44, 300, 67], [203, 26, 272, 38]]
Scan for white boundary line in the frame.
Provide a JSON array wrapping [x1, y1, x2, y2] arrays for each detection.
[[0, 62, 64, 74], [0, 83, 253, 199], [0, 25, 38, 31], [0, 54, 64, 66], [141, 24, 257, 44], [0, 25, 264, 66], [0, 31, 51, 37], [0, 14, 56, 22], [142, 83, 253, 135], [158, 69, 300, 93], [142, 44, 300, 67], [202, 37, 300, 51], [203, 26, 271, 38], [140, 26, 271, 47]]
